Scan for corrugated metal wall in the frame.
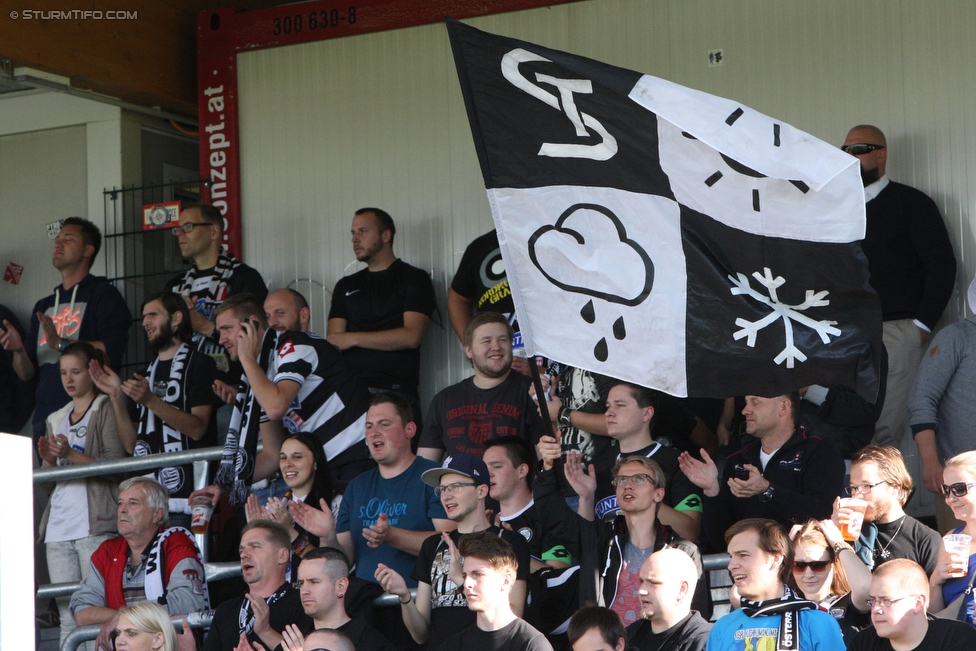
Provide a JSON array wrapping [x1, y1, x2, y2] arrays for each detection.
[[237, 0, 976, 415]]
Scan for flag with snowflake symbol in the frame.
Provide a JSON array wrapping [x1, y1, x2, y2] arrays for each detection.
[[447, 19, 883, 401]]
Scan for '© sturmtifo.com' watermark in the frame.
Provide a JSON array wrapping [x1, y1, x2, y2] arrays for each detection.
[[9, 10, 138, 20]]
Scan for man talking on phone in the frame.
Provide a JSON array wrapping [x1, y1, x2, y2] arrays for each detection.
[[193, 293, 372, 509]]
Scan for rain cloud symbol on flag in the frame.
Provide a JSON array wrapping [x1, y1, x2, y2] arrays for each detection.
[[528, 203, 654, 362]]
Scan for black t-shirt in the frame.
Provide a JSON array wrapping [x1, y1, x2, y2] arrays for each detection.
[[553, 366, 614, 465], [412, 527, 532, 651], [134, 349, 222, 500], [450, 230, 518, 330], [421, 374, 547, 457], [339, 613, 396, 651], [328, 259, 435, 395], [438, 617, 553, 651], [850, 616, 976, 651], [500, 501, 571, 565], [166, 260, 268, 366], [203, 584, 312, 651], [626, 611, 712, 651], [592, 441, 702, 523], [872, 515, 942, 576]]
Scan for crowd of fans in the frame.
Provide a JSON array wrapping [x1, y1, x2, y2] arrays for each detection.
[[13, 123, 976, 651]]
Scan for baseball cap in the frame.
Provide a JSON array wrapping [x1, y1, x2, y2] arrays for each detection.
[[421, 453, 490, 487]]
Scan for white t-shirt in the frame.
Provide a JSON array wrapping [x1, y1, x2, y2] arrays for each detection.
[[45, 402, 96, 543]]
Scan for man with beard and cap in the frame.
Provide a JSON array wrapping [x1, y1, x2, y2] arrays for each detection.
[[374, 453, 531, 651], [418, 311, 547, 462], [835, 445, 941, 573], [842, 126, 956, 451], [91, 291, 221, 524], [910, 273, 976, 533]]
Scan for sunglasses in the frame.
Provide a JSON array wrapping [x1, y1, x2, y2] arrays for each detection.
[[941, 482, 976, 498], [840, 143, 885, 155], [793, 560, 831, 572]]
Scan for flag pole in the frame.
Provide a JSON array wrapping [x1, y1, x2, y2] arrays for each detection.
[[528, 355, 557, 437]]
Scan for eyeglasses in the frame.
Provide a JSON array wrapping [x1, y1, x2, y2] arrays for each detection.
[[865, 595, 919, 609], [845, 480, 887, 496], [793, 560, 832, 572], [841, 143, 886, 155], [611, 473, 656, 488], [435, 481, 477, 496], [941, 482, 976, 498], [172, 222, 215, 236]]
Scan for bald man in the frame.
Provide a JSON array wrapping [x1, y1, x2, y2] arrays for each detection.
[[842, 126, 955, 450], [626, 548, 711, 651], [303, 629, 355, 651], [265, 288, 311, 334], [849, 559, 976, 651]]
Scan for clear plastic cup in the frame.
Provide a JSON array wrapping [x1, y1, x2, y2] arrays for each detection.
[[943, 534, 972, 578], [838, 497, 868, 541], [190, 495, 215, 534]]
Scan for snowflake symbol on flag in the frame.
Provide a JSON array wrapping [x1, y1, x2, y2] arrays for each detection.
[[728, 268, 841, 368]]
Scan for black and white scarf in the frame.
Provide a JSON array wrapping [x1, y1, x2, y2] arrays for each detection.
[[174, 251, 242, 305], [175, 251, 242, 357], [739, 585, 819, 651], [214, 330, 276, 506], [138, 343, 193, 503], [237, 583, 290, 635], [145, 526, 211, 609]]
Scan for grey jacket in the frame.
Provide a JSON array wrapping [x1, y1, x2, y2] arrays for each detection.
[[909, 315, 976, 461]]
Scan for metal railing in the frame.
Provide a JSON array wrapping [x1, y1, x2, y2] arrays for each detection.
[[36, 448, 733, 650]]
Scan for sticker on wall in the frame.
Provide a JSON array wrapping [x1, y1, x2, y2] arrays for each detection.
[[4, 263, 23, 285], [46, 220, 64, 239], [142, 201, 182, 231]]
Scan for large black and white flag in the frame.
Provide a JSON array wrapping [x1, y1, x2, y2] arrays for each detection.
[[447, 19, 883, 401]]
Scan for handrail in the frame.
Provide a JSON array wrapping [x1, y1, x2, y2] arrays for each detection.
[[63, 611, 213, 651], [33, 446, 226, 483], [52, 553, 733, 651]]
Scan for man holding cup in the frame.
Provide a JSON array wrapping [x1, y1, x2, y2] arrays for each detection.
[[834, 446, 941, 574]]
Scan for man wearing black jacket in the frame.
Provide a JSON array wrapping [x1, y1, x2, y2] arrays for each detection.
[[534, 439, 703, 628], [678, 392, 845, 552]]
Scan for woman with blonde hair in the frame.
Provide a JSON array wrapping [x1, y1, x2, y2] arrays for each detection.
[[789, 519, 871, 645], [929, 450, 976, 625], [112, 602, 177, 651]]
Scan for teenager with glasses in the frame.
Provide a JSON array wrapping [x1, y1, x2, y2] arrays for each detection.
[[850, 559, 976, 651], [533, 450, 703, 627], [834, 445, 941, 574], [788, 519, 872, 646], [374, 453, 531, 651], [929, 451, 976, 624], [841, 124, 956, 454]]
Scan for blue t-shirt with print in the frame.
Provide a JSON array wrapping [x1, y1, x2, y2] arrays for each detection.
[[707, 604, 844, 651], [336, 456, 446, 585]]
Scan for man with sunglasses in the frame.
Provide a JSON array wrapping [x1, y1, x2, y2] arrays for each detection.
[[166, 203, 268, 370], [841, 126, 956, 451], [374, 453, 531, 651], [837, 446, 941, 574], [850, 559, 976, 651]]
